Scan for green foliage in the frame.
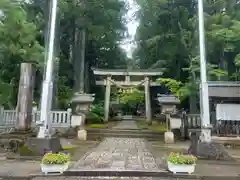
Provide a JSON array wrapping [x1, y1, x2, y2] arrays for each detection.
[[168, 152, 197, 165], [86, 103, 104, 124], [41, 152, 70, 165], [119, 88, 144, 105], [134, 0, 240, 111], [91, 103, 104, 117], [157, 78, 182, 95], [157, 78, 189, 100], [0, 0, 44, 107], [0, 0, 44, 63], [0, 80, 13, 106], [86, 112, 103, 124], [2, 0, 240, 112], [58, 76, 73, 109], [0, 0, 128, 107]]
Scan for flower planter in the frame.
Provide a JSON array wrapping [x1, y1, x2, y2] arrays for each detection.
[[167, 161, 195, 174], [41, 162, 69, 174]]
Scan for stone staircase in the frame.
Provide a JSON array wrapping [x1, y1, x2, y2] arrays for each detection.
[[86, 128, 164, 141]]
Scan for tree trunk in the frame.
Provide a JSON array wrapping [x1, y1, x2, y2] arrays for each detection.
[[189, 95, 198, 114], [16, 63, 35, 131], [189, 71, 199, 114], [72, 22, 80, 92]]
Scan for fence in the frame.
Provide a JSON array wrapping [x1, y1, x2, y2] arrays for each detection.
[[0, 107, 72, 128], [181, 111, 240, 138]]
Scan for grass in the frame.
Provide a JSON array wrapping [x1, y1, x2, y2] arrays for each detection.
[[151, 121, 167, 132], [87, 124, 106, 128], [86, 121, 118, 129], [62, 145, 78, 150], [136, 120, 167, 133]]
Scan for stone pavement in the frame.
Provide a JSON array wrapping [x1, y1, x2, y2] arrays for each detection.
[[0, 160, 40, 177], [69, 121, 159, 171], [69, 137, 159, 171], [112, 120, 139, 130], [1, 121, 240, 179], [31, 177, 196, 180]]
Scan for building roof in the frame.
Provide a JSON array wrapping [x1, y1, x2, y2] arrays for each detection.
[[156, 94, 180, 104], [207, 81, 240, 87], [207, 81, 240, 98]]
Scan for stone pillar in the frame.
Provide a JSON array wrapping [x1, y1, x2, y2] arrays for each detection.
[[164, 113, 174, 144], [16, 63, 35, 131], [125, 75, 130, 83], [144, 76, 151, 124], [104, 76, 111, 122], [79, 29, 86, 92]]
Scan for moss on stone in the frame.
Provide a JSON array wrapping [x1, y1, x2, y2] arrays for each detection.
[[19, 146, 35, 156]]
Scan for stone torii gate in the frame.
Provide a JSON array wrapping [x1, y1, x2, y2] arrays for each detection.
[[92, 68, 163, 123]]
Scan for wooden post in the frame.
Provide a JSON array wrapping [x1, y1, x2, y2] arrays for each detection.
[[144, 76, 152, 124], [104, 76, 111, 122], [16, 63, 35, 131]]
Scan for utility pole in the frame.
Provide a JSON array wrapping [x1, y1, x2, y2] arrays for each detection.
[[198, 0, 211, 142], [188, 0, 231, 160], [37, 0, 58, 138]]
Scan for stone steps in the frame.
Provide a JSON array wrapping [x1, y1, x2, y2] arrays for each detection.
[[86, 128, 163, 135], [87, 133, 164, 141], [86, 129, 182, 141], [86, 129, 164, 141]]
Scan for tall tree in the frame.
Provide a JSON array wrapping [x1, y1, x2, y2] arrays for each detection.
[[0, 0, 44, 107], [134, 0, 240, 112], [0, 0, 129, 108]]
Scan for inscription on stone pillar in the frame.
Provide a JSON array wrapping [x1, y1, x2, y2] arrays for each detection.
[[16, 63, 35, 131]]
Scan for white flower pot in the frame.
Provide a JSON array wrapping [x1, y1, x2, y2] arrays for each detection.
[[41, 162, 69, 174], [167, 161, 195, 174]]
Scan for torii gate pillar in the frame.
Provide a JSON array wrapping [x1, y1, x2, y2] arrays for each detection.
[[144, 76, 152, 124], [104, 76, 111, 122]]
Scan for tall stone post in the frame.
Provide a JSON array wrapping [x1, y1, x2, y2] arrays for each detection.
[[16, 63, 35, 131], [79, 29, 86, 92], [104, 76, 111, 122], [144, 76, 152, 124]]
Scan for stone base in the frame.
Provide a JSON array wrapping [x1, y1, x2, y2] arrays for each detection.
[[24, 137, 62, 156], [71, 115, 85, 127], [188, 133, 233, 161], [164, 131, 174, 144], [77, 129, 87, 140], [10, 128, 34, 134]]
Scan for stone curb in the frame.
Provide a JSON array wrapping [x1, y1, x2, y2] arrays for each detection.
[[86, 128, 164, 134], [0, 176, 32, 180], [1, 172, 240, 180], [62, 170, 240, 179]]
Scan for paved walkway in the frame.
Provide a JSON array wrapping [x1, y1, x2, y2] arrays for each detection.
[[32, 177, 187, 180], [112, 120, 139, 130], [69, 121, 159, 171]]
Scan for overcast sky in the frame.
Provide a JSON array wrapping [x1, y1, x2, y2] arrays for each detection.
[[120, 0, 139, 58]]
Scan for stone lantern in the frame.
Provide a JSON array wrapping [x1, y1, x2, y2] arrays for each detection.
[[71, 92, 95, 140], [157, 94, 180, 143]]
